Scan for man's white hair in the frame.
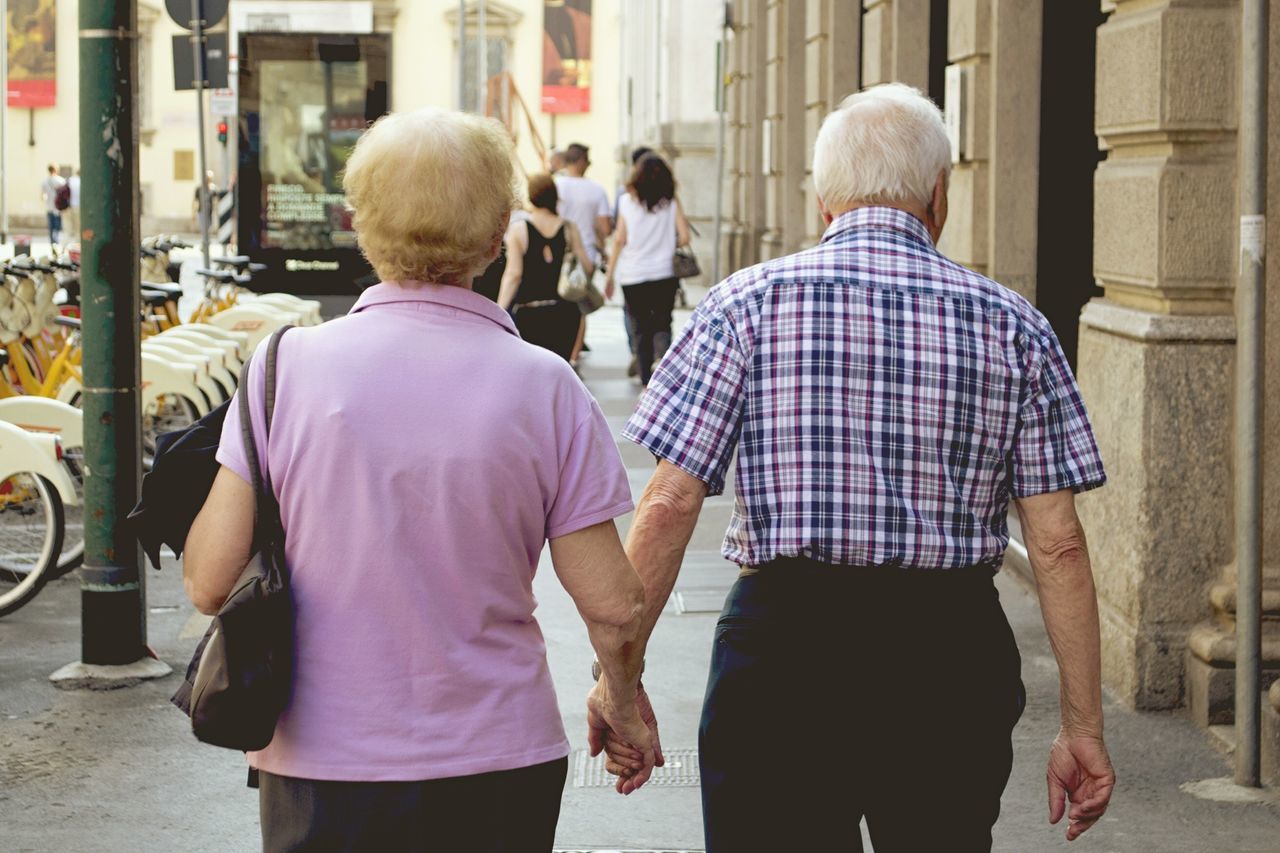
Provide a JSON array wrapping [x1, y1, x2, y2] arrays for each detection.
[[812, 83, 951, 211]]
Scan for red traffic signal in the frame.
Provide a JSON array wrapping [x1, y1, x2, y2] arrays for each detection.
[[216, 120, 228, 144]]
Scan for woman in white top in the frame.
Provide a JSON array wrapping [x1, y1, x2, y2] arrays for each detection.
[[604, 154, 691, 386]]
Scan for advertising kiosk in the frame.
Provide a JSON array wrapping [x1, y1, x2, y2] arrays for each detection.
[[237, 33, 389, 295]]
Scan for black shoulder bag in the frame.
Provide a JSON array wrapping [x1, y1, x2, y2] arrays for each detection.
[[171, 326, 294, 751]]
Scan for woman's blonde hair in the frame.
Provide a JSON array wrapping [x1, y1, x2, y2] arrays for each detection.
[[343, 108, 519, 285]]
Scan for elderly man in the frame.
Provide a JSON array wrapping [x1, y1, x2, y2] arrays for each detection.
[[602, 83, 1116, 851]]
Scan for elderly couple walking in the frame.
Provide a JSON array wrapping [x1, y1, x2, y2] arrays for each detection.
[[185, 84, 1115, 852]]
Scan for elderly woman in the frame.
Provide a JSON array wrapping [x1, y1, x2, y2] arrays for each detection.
[[184, 108, 653, 852]]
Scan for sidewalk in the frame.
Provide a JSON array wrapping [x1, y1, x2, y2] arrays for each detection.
[[1, 304, 1277, 852]]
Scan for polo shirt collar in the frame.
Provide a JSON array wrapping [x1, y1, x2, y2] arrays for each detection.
[[821, 206, 934, 248], [350, 281, 519, 336]]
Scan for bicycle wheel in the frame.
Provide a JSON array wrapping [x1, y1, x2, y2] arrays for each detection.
[[0, 474, 66, 617], [142, 393, 200, 469], [52, 445, 84, 577]]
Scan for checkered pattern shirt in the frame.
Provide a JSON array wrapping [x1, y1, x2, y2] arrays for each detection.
[[623, 206, 1106, 569]]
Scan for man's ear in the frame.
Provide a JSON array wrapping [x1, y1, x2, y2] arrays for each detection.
[[818, 196, 834, 227], [928, 171, 949, 243]]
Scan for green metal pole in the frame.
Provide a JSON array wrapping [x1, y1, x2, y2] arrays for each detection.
[[79, 0, 145, 665]]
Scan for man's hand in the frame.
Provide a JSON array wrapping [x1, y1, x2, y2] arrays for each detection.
[[1047, 731, 1115, 841], [586, 680, 656, 795], [590, 685, 666, 794]]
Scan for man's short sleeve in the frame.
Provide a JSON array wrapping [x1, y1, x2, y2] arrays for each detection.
[[546, 399, 634, 539], [593, 184, 611, 219], [1011, 331, 1106, 497], [623, 291, 747, 496]]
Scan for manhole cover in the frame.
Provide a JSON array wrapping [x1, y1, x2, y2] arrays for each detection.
[[673, 590, 725, 614], [572, 747, 700, 788]]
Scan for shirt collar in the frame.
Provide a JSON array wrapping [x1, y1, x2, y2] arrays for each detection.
[[820, 206, 934, 247], [350, 281, 519, 336]]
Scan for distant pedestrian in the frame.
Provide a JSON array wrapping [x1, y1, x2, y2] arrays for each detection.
[[548, 148, 567, 175], [605, 153, 690, 386], [65, 169, 81, 244], [498, 172, 595, 362], [40, 163, 65, 246], [183, 108, 652, 853], [555, 143, 612, 365], [614, 146, 654, 378], [598, 83, 1116, 851]]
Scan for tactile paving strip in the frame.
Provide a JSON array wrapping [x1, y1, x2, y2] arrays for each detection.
[[571, 747, 701, 788]]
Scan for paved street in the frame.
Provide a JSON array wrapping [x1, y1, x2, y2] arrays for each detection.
[[1, 301, 1278, 851]]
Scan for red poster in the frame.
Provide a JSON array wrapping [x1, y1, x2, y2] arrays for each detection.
[[7, 0, 56, 108], [542, 0, 591, 114]]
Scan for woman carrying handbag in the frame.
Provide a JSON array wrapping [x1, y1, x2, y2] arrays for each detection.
[[604, 153, 691, 386]]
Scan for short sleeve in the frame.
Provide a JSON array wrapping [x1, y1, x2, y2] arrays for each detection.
[[1010, 331, 1107, 497], [546, 398, 635, 539], [215, 343, 268, 487], [622, 290, 747, 496], [594, 185, 611, 218]]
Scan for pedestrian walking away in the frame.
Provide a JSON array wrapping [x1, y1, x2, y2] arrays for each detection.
[[554, 143, 612, 367], [183, 108, 653, 853], [65, 169, 82, 245], [40, 163, 66, 246], [499, 172, 597, 363], [605, 153, 691, 386], [596, 83, 1117, 852]]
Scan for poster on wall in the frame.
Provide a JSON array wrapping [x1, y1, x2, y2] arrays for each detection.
[[542, 0, 591, 113], [6, 0, 56, 108]]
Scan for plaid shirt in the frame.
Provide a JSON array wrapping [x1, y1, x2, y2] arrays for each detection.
[[624, 206, 1106, 569]]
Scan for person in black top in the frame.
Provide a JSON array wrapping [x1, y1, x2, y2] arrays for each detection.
[[498, 173, 595, 362]]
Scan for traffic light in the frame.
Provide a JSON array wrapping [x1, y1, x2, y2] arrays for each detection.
[[217, 120, 228, 145]]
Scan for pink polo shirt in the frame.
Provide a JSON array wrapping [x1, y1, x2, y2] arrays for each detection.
[[216, 282, 633, 781]]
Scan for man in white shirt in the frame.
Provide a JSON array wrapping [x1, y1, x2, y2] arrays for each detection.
[[554, 143, 613, 365], [554, 143, 611, 267]]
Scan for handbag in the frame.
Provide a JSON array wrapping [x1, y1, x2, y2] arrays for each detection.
[[557, 247, 592, 302], [672, 220, 702, 279], [170, 325, 294, 752]]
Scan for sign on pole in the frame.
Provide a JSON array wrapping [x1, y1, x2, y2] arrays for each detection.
[[210, 88, 235, 116], [166, 0, 228, 28]]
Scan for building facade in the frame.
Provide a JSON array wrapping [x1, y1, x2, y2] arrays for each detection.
[[1, 0, 623, 235], [678, 0, 1280, 774]]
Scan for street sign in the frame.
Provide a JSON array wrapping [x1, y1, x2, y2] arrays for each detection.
[[210, 88, 236, 116], [166, 0, 229, 29], [172, 32, 229, 90]]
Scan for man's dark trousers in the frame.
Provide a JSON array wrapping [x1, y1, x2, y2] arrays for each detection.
[[699, 558, 1026, 852]]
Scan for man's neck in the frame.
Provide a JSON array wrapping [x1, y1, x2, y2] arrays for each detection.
[[829, 200, 938, 243]]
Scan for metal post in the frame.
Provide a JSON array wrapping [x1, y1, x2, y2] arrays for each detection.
[[1234, 0, 1268, 789], [78, 0, 145, 666], [1, 0, 8, 244], [476, 0, 486, 114], [456, 0, 466, 111], [190, 0, 211, 268]]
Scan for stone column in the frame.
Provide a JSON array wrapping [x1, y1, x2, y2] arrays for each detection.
[[862, 0, 929, 90], [938, 0, 1040, 297], [761, 0, 807, 259], [938, 0, 991, 274], [1185, 0, 1280, 729], [726, 0, 769, 270], [1078, 0, 1240, 711], [803, 0, 863, 245]]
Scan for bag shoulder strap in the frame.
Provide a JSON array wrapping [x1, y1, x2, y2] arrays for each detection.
[[236, 326, 293, 533]]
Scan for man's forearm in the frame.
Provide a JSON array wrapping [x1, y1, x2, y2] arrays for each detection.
[[1033, 553, 1104, 736], [622, 466, 707, 660]]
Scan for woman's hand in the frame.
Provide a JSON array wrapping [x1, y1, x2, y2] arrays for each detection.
[[587, 678, 656, 795], [604, 274, 616, 301]]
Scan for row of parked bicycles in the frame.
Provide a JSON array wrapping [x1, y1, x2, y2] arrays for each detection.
[[0, 237, 322, 616]]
